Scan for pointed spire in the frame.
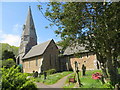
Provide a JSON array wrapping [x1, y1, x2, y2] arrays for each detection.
[[25, 6, 34, 31], [22, 6, 36, 36], [21, 6, 37, 43], [27, 6, 32, 19]]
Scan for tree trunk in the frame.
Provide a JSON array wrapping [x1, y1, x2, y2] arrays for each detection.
[[96, 53, 108, 80], [113, 56, 118, 75], [99, 63, 108, 84], [100, 63, 108, 79], [107, 54, 118, 85]]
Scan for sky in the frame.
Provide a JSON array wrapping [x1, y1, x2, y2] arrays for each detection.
[[0, 2, 61, 47]]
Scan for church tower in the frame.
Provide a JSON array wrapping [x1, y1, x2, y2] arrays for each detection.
[[17, 6, 37, 65]]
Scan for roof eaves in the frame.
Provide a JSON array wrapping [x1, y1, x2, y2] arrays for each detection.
[[22, 40, 52, 60], [22, 54, 43, 60]]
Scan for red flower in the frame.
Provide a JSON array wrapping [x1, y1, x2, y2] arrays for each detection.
[[92, 72, 102, 80]]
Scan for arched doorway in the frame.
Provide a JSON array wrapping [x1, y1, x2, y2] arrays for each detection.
[[17, 57, 20, 65]]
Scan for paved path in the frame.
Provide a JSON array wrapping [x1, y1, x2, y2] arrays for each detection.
[[36, 73, 73, 88]]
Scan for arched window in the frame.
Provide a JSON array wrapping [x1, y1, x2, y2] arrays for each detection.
[[36, 57, 38, 66]]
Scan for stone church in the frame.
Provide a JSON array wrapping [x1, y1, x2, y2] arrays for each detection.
[[17, 6, 99, 73], [16, 7, 59, 73], [59, 45, 99, 71]]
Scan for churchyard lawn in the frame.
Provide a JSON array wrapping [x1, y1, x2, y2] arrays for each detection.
[[63, 69, 120, 88], [33, 71, 72, 85]]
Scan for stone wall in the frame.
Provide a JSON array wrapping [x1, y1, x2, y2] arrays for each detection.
[[59, 52, 98, 72], [69, 53, 98, 71], [42, 40, 60, 71], [23, 55, 42, 73]]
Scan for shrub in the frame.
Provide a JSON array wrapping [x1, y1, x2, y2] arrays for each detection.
[[26, 73, 34, 76], [46, 69, 56, 75], [2, 58, 16, 68], [1, 65, 37, 90]]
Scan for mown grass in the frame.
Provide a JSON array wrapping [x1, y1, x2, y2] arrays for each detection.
[[80, 70, 103, 88], [63, 70, 114, 88], [34, 71, 72, 85]]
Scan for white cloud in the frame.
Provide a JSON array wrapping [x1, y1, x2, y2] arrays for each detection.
[[0, 30, 20, 47], [0, 24, 22, 47]]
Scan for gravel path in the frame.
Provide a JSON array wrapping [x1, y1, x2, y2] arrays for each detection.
[[36, 73, 73, 88]]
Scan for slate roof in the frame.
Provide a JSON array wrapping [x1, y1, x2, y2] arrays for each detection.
[[63, 44, 89, 55], [23, 40, 52, 59]]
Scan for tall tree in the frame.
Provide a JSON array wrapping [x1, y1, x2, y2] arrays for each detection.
[[0, 43, 19, 61], [0, 43, 19, 57], [39, 2, 120, 85], [2, 50, 16, 62]]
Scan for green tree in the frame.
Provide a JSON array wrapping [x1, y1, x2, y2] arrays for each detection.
[[0, 43, 19, 57], [39, 2, 120, 85], [2, 50, 16, 62]]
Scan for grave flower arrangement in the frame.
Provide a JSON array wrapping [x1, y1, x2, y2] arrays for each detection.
[[92, 72, 102, 80]]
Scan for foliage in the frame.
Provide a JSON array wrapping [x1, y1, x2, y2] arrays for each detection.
[[0, 43, 19, 60], [2, 50, 16, 62], [26, 73, 34, 76], [46, 69, 56, 75], [34, 71, 72, 85], [0, 60, 1, 89], [118, 68, 120, 74], [0, 60, 2, 67], [2, 58, 16, 68], [1, 65, 37, 90], [39, 2, 120, 85]]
